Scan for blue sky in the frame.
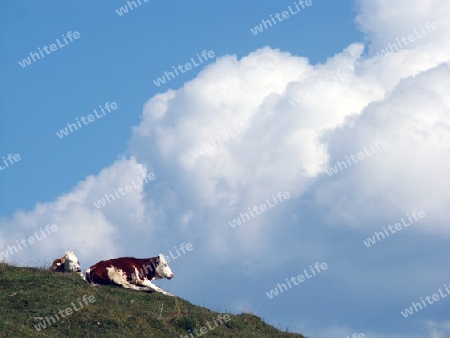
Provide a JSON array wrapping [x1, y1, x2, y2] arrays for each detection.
[[1, 1, 450, 337]]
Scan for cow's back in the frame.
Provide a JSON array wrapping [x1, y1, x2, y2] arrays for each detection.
[[86, 257, 139, 284]]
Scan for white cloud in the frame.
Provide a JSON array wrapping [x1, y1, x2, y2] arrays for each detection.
[[0, 157, 150, 266], [427, 320, 450, 338], [4, 2, 450, 263], [316, 63, 450, 231], [356, 0, 450, 54]]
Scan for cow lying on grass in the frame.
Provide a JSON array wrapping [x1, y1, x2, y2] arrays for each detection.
[[85, 254, 174, 296], [50, 251, 84, 278]]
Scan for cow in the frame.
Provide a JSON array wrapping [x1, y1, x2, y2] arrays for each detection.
[[85, 254, 174, 296], [50, 251, 83, 277]]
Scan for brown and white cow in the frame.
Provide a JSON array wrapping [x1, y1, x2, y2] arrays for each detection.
[[85, 254, 174, 296], [50, 251, 82, 276]]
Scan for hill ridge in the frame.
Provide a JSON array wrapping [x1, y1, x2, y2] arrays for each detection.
[[0, 263, 307, 337]]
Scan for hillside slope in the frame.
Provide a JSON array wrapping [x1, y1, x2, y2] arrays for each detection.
[[0, 263, 307, 337]]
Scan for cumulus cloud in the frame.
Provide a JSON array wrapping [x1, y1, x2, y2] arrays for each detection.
[[316, 63, 450, 231], [3, 0, 450, 265], [0, 157, 150, 266], [356, 0, 450, 53], [427, 320, 450, 338], [127, 46, 449, 264]]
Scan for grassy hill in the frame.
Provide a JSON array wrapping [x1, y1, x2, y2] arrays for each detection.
[[0, 263, 307, 337]]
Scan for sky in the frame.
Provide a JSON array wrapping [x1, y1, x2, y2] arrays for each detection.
[[0, 0, 449, 337]]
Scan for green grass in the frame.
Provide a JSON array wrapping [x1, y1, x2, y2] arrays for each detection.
[[0, 263, 307, 337]]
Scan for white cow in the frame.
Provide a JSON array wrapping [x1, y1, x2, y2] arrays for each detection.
[[50, 251, 83, 277], [85, 254, 174, 296]]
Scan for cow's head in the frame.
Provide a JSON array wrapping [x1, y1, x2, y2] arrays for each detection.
[[155, 254, 174, 279], [63, 251, 81, 273]]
